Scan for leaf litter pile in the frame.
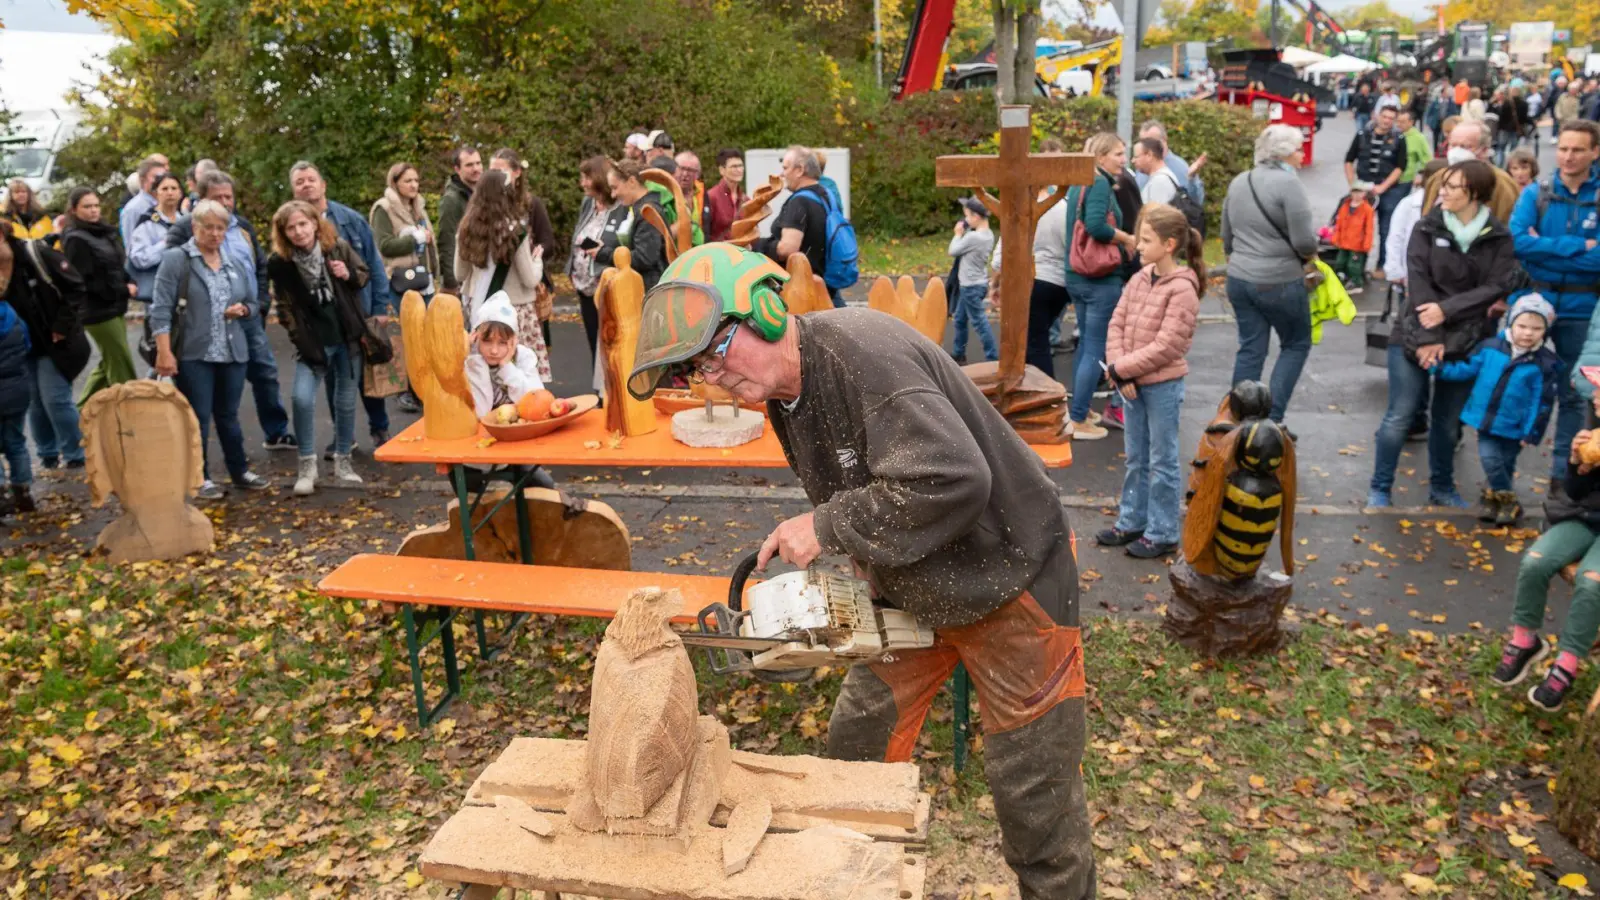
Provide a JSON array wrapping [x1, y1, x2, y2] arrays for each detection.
[[1, 491, 1598, 898]]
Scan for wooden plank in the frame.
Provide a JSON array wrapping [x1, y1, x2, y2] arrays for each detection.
[[317, 555, 725, 624], [420, 805, 908, 900], [900, 852, 928, 900], [372, 414, 1073, 468], [933, 153, 1094, 189], [465, 737, 926, 837]]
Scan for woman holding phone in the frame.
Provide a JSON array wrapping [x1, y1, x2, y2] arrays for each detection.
[[569, 155, 614, 377]]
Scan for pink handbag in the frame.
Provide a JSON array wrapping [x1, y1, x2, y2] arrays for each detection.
[[1069, 180, 1122, 279]]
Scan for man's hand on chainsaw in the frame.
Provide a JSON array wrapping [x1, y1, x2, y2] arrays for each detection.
[[758, 512, 822, 570]]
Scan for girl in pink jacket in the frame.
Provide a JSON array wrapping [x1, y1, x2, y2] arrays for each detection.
[[1095, 204, 1204, 559]]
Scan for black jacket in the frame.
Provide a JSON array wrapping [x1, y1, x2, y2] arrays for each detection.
[[265, 239, 372, 367], [1496, 96, 1530, 135], [1395, 209, 1523, 362], [61, 221, 133, 326], [595, 193, 667, 290], [1545, 466, 1600, 529], [2, 233, 88, 375]]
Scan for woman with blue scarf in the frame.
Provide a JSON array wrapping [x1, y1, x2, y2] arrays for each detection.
[[1367, 160, 1525, 509]]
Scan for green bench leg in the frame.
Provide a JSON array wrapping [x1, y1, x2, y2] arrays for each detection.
[[403, 604, 462, 728], [455, 464, 535, 662], [953, 663, 971, 773]]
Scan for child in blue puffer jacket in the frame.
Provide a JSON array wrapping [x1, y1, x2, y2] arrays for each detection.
[[0, 298, 34, 519], [1434, 293, 1563, 525]]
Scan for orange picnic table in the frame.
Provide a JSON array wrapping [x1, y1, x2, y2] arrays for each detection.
[[374, 408, 1074, 469]]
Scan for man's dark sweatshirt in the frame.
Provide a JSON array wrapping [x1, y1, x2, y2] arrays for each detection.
[[768, 309, 1077, 629]]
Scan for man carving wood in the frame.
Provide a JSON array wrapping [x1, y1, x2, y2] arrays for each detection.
[[627, 242, 1096, 899]]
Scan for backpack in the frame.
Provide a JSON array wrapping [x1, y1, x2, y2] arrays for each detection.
[[20, 239, 93, 380], [1534, 177, 1600, 224], [796, 186, 859, 290], [1161, 171, 1206, 238]]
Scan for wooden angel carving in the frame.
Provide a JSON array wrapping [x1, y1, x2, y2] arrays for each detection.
[[867, 275, 949, 346], [597, 247, 657, 437], [80, 380, 215, 562], [400, 290, 478, 439], [1181, 382, 1296, 581]]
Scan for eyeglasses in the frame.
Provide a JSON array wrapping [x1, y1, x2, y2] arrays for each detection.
[[688, 321, 739, 379]]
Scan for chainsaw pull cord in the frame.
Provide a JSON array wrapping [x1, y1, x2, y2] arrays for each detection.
[[728, 551, 762, 612]]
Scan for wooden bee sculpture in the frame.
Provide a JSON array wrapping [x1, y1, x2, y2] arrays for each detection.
[[1182, 382, 1296, 582]]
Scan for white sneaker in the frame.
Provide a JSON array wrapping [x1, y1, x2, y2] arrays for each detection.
[[1069, 420, 1109, 441], [195, 480, 225, 501], [331, 453, 363, 487], [294, 457, 317, 497]]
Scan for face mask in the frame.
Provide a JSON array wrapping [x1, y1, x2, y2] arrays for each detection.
[[1446, 147, 1476, 165]]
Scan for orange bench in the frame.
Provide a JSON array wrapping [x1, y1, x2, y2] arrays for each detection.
[[319, 554, 730, 725]]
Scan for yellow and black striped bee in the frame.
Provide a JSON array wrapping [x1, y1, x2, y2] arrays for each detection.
[[1183, 383, 1296, 582]]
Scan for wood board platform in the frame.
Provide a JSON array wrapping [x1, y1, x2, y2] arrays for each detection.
[[424, 735, 929, 899]]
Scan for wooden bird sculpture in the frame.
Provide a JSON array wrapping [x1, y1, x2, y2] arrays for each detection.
[[596, 247, 657, 437], [575, 587, 699, 823], [400, 290, 478, 439], [80, 380, 214, 562], [1182, 382, 1296, 581], [727, 175, 783, 248]]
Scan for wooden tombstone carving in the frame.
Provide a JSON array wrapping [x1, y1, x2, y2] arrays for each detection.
[[866, 275, 949, 346], [727, 175, 784, 248], [573, 587, 699, 823], [781, 252, 833, 317], [80, 381, 214, 562], [597, 247, 658, 437], [399, 290, 479, 439]]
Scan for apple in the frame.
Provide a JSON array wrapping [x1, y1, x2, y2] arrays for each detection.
[[493, 404, 519, 425], [547, 398, 573, 418]]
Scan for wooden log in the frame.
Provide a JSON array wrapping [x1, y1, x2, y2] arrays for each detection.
[[1555, 685, 1600, 859], [420, 806, 914, 900], [597, 248, 657, 437], [396, 488, 632, 570]]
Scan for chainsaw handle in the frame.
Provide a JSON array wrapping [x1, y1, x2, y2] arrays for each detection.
[[728, 551, 762, 612], [694, 602, 755, 676]]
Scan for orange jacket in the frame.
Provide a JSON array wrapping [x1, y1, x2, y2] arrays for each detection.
[[1331, 199, 1375, 253]]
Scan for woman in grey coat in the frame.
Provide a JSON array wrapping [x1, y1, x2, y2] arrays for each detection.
[[1220, 124, 1320, 424], [151, 199, 270, 499]]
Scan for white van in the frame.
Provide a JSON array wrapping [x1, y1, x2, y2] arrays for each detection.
[[1, 109, 85, 208]]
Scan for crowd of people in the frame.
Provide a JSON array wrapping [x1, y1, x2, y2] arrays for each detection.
[[0, 132, 854, 509]]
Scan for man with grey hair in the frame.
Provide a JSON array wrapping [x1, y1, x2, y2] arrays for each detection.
[[758, 145, 837, 304], [166, 169, 294, 450], [1134, 119, 1205, 206], [1419, 119, 1520, 222]]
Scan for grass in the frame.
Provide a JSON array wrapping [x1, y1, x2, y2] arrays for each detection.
[[1, 554, 1595, 898]]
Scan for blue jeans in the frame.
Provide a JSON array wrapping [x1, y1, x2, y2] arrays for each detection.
[[0, 413, 31, 486], [241, 313, 290, 441], [1355, 113, 1370, 134], [1067, 279, 1121, 422], [828, 286, 845, 309], [295, 345, 359, 460], [1227, 277, 1311, 422], [1375, 183, 1411, 270], [1369, 343, 1472, 495], [1478, 433, 1523, 492], [331, 370, 391, 439], [1115, 378, 1186, 544], [1550, 316, 1588, 481], [952, 283, 998, 362], [26, 355, 84, 464], [175, 359, 249, 483]]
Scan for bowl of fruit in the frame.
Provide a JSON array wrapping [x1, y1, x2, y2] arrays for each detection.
[[481, 390, 600, 441]]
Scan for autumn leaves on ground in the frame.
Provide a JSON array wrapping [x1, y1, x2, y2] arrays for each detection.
[[1, 498, 1597, 899]]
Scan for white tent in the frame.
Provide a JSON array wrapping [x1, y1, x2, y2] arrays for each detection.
[[1281, 46, 1329, 68], [1305, 54, 1381, 76]]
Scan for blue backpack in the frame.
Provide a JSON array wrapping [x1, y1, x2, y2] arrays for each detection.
[[798, 186, 859, 290]]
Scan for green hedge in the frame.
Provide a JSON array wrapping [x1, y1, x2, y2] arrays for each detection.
[[842, 94, 1263, 236]]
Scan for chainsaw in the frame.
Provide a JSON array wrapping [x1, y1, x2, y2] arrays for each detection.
[[681, 552, 935, 679]]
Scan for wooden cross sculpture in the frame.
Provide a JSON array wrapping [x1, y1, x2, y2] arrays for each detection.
[[936, 105, 1095, 443]]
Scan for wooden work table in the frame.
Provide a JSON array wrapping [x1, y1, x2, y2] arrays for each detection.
[[374, 407, 1073, 469]]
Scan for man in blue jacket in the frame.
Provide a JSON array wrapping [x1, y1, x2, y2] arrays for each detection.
[[1510, 119, 1600, 483], [166, 170, 294, 451], [290, 161, 395, 449]]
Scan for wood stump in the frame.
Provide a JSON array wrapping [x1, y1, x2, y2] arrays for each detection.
[[1163, 560, 1293, 658], [962, 361, 1069, 444], [1556, 686, 1600, 860]]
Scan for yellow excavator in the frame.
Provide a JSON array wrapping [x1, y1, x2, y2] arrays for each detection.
[[1036, 38, 1123, 96]]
